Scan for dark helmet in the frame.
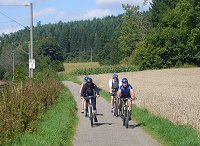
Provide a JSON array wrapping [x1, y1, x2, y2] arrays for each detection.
[[84, 76, 89, 81], [112, 74, 118, 79], [87, 77, 93, 83], [122, 78, 128, 83]]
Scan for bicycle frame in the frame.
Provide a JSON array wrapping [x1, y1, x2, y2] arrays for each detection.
[[84, 95, 96, 127], [112, 92, 119, 117]]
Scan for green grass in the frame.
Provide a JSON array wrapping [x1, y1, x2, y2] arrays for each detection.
[[58, 73, 81, 84], [133, 105, 200, 146], [100, 90, 111, 102], [69, 65, 139, 75], [7, 88, 78, 146]]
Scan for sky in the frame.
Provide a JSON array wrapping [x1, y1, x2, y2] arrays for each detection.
[[0, 0, 152, 35]]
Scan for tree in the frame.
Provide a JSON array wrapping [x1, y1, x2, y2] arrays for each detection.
[[118, 5, 141, 58]]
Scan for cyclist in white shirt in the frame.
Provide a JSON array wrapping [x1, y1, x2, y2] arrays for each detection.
[[109, 74, 121, 113]]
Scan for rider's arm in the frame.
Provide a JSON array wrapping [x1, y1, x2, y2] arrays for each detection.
[[80, 84, 86, 98], [109, 79, 112, 93], [130, 89, 135, 100], [94, 84, 100, 96], [79, 83, 83, 94], [117, 89, 121, 98]]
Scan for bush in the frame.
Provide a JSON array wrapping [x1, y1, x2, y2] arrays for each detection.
[[69, 65, 140, 75], [0, 79, 63, 145]]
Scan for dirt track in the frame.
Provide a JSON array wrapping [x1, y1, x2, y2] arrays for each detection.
[[79, 68, 200, 131]]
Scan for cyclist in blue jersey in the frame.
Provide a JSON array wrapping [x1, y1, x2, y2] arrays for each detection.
[[118, 78, 136, 120]]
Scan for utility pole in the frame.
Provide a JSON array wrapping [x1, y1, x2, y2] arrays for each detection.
[[12, 51, 14, 81], [29, 2, 34, 79], [90, 48, 93, 62]]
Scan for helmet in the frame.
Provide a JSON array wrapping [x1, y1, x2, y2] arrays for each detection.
[[84, 76, 89, 81], [112, 74, 118, 79], [87, 78, 93, 83], [122, 78, 128, 83]]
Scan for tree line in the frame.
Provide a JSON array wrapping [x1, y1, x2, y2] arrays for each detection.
[[0, 0, 199, 80]]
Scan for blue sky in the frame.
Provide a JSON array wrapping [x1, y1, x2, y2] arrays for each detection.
[[0, 0, 152, 35]]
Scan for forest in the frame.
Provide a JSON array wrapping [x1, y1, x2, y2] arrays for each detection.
[[0, 0, 199, 80]]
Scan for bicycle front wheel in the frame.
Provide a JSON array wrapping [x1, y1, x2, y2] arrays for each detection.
[[89, 106, 93, 127], [125, 109, 129, 128]]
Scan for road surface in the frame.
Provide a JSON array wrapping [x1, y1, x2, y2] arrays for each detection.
[[63, 81, 160, 146]]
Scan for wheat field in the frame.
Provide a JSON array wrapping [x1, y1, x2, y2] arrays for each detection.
[[79, 68, 200, 132], [63, 62, 100, 73]]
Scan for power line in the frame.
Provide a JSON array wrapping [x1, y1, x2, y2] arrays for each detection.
[[0, 10, 28, 28], [0, 20, 14, 23]]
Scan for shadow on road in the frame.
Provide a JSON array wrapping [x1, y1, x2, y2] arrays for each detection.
[[96, 113, 103, 116], [129, 123, 145, 129], [94, 122, 114, 127]]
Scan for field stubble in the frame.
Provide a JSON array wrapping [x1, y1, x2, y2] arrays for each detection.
[[79, 68, 200, 132]]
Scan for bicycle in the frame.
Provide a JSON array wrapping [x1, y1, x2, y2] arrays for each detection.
[[121, 98, 131, 128], [111, 92, 119, 117], [84, 95, 96, 127]]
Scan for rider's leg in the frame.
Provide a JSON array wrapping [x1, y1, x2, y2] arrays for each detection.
[[118, 98, 122, 115], [81, 97, 84, 113], [92, 98, 98, 122], [111, 95, 114, 112], [128, 99, 132, 120], [128, 99, 132, 112]]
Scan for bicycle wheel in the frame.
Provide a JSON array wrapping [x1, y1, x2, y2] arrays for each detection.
[[122, 114, 125, 126], [115, 99, 118, 117], [84, 101, 87, 117], [113, 100, 116, 116], [122, 107, 125, 126], [125, 108, 129, 128], [89, 106, 93, 127]]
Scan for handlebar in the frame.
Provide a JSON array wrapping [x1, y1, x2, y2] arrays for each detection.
[[84, 96, 96, 100], [109, 92, 117, 96]]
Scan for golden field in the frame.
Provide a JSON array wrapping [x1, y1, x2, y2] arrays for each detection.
[[63, 62, 100, 73]]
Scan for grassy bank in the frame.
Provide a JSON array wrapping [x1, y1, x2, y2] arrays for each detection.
[[132, 105, 200, 146], [7, 88, 78, 146]]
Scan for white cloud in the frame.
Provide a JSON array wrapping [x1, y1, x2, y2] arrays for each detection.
[[0, 24, 22, 35], [96, 0, 152, 11], [33, 7, 56, 18], [0, 0, 29, 5], [82, 9, 112, 19]]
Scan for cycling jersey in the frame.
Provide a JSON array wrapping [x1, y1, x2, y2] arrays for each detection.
[[109, 79, 121, 92], [119, 84, 133, 98], [81, 83, 99, 97], [81, 82, 99, 110]]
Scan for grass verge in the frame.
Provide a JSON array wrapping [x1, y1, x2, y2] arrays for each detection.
[[58, 73, 81, 84], [133, 105, 200, 146], [6, 88, 78, 146]]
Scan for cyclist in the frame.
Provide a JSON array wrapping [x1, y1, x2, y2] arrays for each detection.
[[80, 78, 100, 122], [80, 76, 89, 113], [109, 73, 121, 113], [118, 78, 136, 120]]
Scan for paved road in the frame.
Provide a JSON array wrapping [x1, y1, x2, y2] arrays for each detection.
[[63, 81, 160, 146]]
